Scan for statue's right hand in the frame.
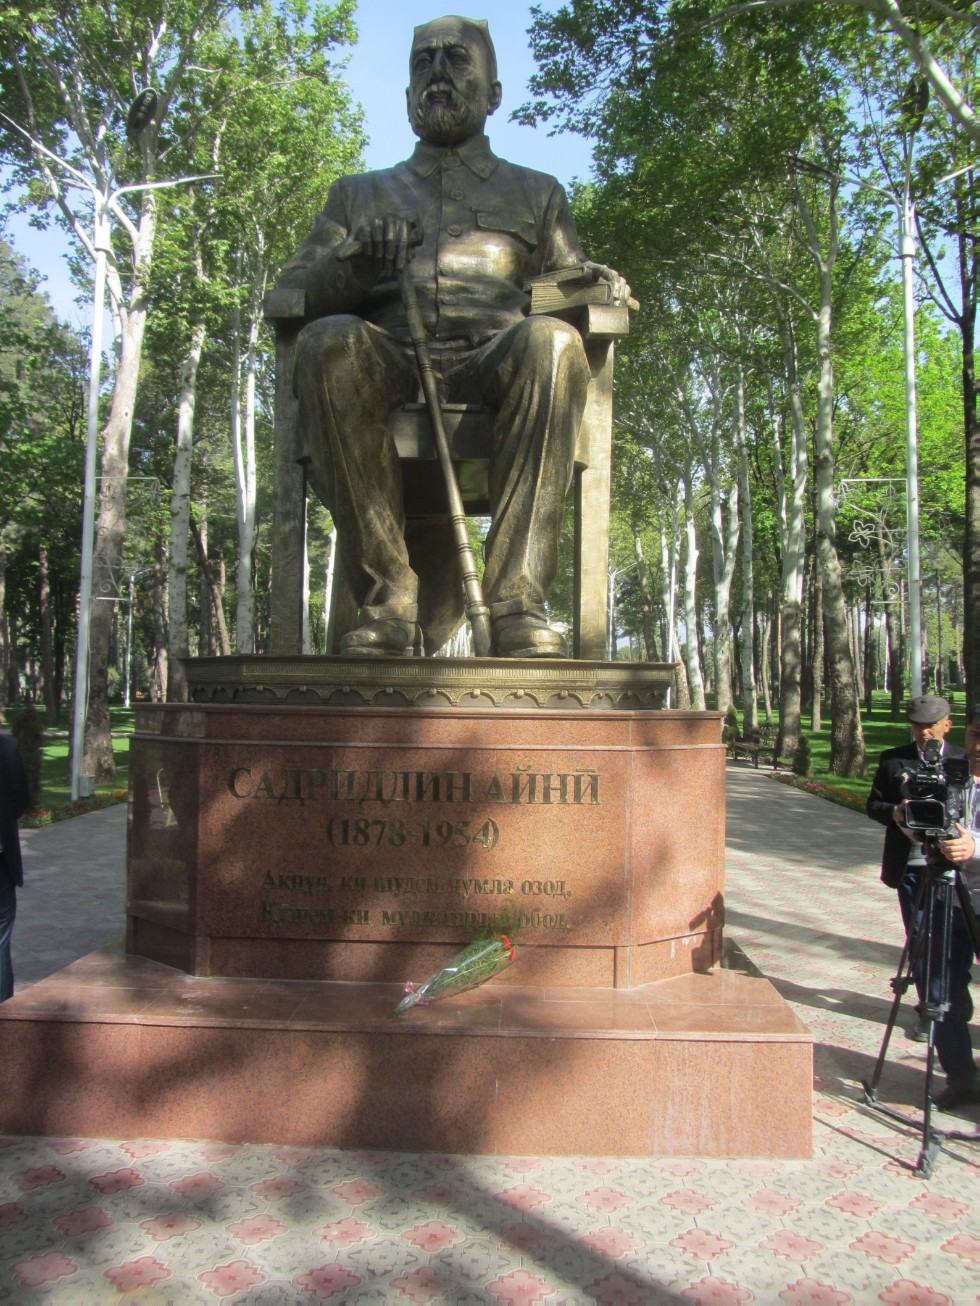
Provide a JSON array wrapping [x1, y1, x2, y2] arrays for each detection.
[[335, 215, 423, 277]]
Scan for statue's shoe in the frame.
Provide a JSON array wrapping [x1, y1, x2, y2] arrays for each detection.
[[340, 618, 417, 658], [492, 612, 567, 659]]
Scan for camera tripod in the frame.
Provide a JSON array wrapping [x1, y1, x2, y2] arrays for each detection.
[[862, 852, 980, 1178]]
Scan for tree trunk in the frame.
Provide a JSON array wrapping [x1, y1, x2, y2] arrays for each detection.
[[792, 169, 864, 774], [811, 266, 865, 776], [199, 513, 213, 656], [709, 484, 738, 713], [736, 367, 757, 733], [850, 601, 863, 697], [230, 282, 257, 653], [811, 565, 823, 733], [192, 514, 232, 656], [660, 515, 690, 708], [83, 296, 150, 782], [167, 315, 207, 702], [773, 313, 808, 758], [150, 537, 168, 702], [878, 520, 904, 718], [38, 543, 57, 722], [633, 533, 659, 660], [759, 606, 773, 723], [687, 392, 738, 712]]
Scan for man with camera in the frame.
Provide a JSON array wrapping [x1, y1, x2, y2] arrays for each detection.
[[934, 703, 980, 1110], [867, 695, 979, 1112]]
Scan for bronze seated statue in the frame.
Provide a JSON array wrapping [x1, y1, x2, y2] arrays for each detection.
[[269, 15, 632, 659]]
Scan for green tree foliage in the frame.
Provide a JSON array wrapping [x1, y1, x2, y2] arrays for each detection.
[[1, 1, 365, 747], [524, 0, 969, 757], [141, 0, 363, 683], [0, 238, 86, 717]]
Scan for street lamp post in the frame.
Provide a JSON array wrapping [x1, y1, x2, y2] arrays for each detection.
[[869, 158, 973, 697], [899, 186, 924, 698]]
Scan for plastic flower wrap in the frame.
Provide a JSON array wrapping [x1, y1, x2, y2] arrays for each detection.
[[392, 934, 517, 1017]]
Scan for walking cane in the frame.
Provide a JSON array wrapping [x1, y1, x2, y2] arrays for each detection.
[[397, 266, 494, 657]]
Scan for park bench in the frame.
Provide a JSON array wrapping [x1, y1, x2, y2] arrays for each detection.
[[730, 722, 792, 770]]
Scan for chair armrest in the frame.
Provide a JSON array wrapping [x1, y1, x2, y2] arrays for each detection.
[[263, 287, 307, 330]]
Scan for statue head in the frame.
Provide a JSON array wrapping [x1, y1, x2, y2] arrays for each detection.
[[406, 16, 502, 147]]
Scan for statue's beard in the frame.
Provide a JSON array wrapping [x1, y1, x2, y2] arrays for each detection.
[[410, 84, 483, 145]]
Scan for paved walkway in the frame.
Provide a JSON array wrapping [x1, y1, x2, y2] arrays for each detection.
[[13, 805, 128, 987], [1, 765, 977, 1303]]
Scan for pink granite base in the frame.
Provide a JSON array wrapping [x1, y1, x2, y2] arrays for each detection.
[[0, 949, 812, 1158], [127, 704, 727, 989]]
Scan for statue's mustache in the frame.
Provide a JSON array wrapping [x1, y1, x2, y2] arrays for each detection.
[[419, 82, 463, 112]]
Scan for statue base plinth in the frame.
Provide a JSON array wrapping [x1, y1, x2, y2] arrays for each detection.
[[126, 698, 722, 987], [0, 945, 811, 1158], [0, 676, 813, 1159]]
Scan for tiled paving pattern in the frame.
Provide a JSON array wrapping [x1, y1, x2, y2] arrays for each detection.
[[1, 763, 977, 1303]]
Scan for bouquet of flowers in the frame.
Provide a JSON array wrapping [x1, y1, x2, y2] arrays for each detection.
[[392, 934, 517, 1017]]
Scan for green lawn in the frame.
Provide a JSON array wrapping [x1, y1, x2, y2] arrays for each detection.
[[753, 690, 972, 813], [4, 704, 133, 825]]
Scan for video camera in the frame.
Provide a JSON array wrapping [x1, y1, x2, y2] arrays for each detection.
[[903, 739, 974, 842]]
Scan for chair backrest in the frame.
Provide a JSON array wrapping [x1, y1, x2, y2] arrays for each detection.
[[262, 288, 632, 658]]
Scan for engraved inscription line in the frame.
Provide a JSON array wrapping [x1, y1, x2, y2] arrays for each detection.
[[229, 765, 600, 806]]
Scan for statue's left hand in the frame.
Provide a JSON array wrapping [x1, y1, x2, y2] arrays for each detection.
[[583, 260, 632, 307]]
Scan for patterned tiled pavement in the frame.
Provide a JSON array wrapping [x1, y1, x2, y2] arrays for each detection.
[[1, 762, 977, 1303]]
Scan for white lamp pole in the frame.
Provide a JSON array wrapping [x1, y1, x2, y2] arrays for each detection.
[[839, 94, 973, 699], [899, 187, 923, 698]]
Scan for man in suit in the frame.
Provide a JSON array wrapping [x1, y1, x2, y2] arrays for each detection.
[[867, 694, 977, 1111], [933, 703, 980, 1111], [0, 732, 30, 1002]]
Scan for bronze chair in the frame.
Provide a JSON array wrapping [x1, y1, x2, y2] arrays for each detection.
[[262, 286, 632, 659]]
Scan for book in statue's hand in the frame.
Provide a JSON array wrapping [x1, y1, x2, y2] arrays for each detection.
[[525, 265, 638, 314]]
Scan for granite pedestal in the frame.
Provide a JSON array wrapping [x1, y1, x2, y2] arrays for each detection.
[[127, 701, 724, 988], [0, 668, 813, 1157]]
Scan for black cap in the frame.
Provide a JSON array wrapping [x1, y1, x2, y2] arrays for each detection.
[[906, 694, 952, 724]]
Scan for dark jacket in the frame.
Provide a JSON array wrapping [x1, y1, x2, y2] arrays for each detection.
[[866, 740, 968, 888], [0, 734, 30, 888]]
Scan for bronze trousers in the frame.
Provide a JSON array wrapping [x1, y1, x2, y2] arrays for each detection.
[[293, 313, 588, 650]]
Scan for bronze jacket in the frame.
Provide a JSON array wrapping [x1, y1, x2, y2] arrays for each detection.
[[278, 134, 585, 348]]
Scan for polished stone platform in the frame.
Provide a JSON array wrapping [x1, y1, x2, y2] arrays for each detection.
[[0, 947, 812, 1158]]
